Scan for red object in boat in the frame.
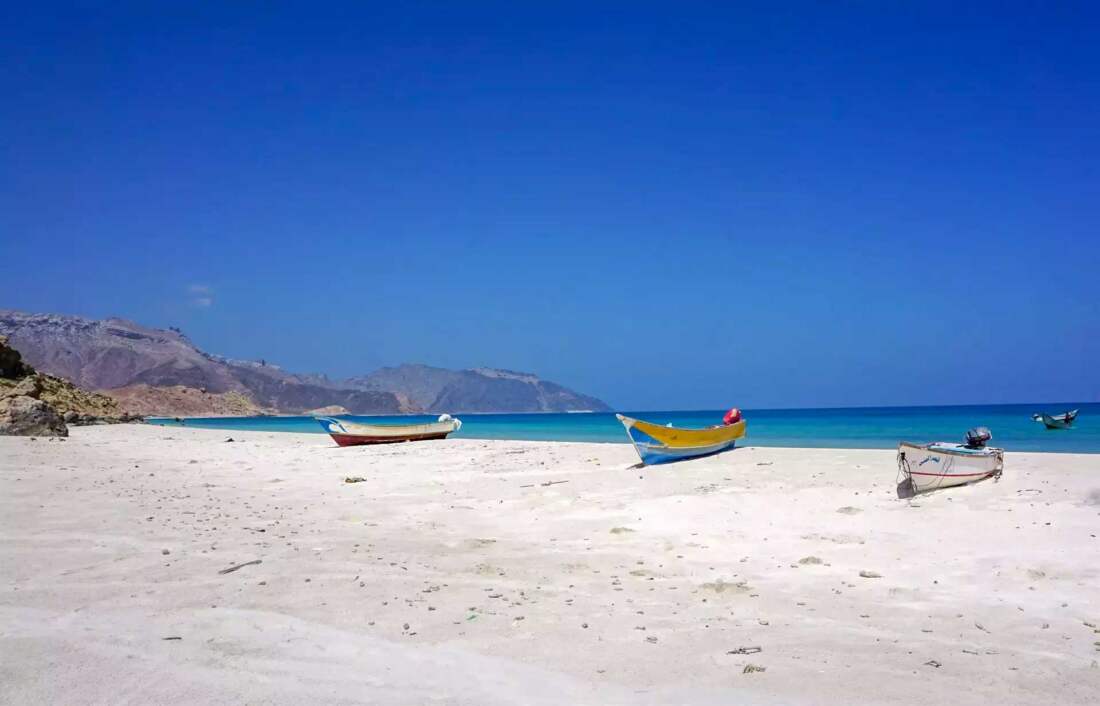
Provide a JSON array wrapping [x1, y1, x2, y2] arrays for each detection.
[[723, 408, 742, 425]]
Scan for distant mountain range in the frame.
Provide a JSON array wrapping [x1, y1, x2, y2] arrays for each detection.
[[346, 364, 609, 414], [0, 310, 610, 416]]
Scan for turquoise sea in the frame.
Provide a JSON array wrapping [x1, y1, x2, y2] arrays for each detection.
[[148, 403, 1100, 453]]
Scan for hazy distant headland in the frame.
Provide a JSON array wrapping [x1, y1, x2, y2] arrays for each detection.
[[0, 310, 609, 416]]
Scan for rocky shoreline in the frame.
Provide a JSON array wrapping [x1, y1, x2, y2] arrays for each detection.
[[0, 336, 143, 436]]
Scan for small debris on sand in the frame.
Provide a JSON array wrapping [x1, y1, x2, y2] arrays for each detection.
[[859, 570, 882, 579], [728, 646, 762, 655], [701, 579, 751, 594], [836, 506, 862, 515], [743, 663, 766, 674], [218, 559, 262, 575], [344, 477, 367, 483], [798, 556, 823, 565]]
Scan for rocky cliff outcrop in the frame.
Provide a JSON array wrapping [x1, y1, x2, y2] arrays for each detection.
[[0, 395, 67, 437], [31, 373, 121, 418], [1, 336, 65, 436], [1, 335, 139, 436], [0, 334, 36, 379]]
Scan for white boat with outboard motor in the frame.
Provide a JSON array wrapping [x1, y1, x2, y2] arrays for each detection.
[[897, 427, 1003, 495]]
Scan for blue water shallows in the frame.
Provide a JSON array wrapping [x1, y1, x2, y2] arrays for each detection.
[[146, 403, 1100, 453]]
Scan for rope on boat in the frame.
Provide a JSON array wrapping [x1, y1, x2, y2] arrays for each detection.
[[896, 449, 916, 497]]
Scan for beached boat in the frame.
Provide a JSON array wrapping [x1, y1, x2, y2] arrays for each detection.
[[616, 413, 746, 465], [1032, 410, 1078, 429], [897, 430, 1003, 494], [316, 415, 462, 447]]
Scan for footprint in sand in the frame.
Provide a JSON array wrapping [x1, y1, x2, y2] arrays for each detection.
[[700, 579, 752, 595]]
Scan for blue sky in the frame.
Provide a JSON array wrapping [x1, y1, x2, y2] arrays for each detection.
[[2, 2, 1097, 409]]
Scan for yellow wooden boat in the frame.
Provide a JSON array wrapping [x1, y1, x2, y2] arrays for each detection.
[[616, 413, 746, 465]]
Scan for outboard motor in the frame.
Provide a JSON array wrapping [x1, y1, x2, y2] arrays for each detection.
[[964, 426, 992, 448]]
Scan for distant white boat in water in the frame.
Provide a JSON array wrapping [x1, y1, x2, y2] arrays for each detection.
[[897, 427, 1003, 495], [1031, 409, 1078, 429]]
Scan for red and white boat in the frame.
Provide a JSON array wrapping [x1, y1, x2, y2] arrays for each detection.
[[897, 438, 1003, 494], [316, 415, 462, 447]]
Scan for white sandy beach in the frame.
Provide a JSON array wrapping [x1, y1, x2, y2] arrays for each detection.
[[1, 425, 1098, 705]]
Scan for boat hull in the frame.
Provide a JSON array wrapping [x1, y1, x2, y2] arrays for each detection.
[[633, 438, 739, 465], [617, 414, 746, 465], [898, 441, 1003, 494], [329, 430, 453, 447], [317, 416, 461, 447]]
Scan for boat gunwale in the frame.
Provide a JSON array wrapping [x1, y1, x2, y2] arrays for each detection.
[[897, 440, 1004, 459], [316, 416, 458, 434], [616, 413, 745, 435]]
